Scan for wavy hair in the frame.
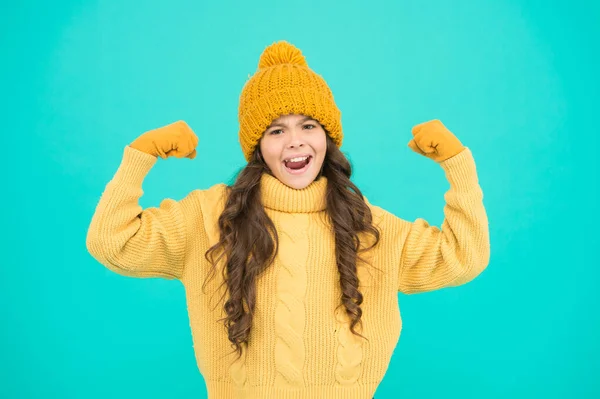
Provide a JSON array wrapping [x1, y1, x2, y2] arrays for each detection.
[[203, 129, 381, 360]]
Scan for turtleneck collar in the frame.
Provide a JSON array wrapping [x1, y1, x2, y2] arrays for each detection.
[[260, 173, 327, 213]]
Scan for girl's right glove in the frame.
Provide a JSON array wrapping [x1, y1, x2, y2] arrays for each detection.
[[129, 120, 199, 160]]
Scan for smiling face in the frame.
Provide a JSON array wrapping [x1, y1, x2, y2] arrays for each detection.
[[259, 113, 327, 190]]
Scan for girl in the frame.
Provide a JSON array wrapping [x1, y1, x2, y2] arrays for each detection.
[[86, 40, 490, 399]]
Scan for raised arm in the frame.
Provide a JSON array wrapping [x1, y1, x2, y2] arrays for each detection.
[[396, 147, 490, 294], [86, 121, 200, 280], [369, 120, 490, 294], [86, 146, 196, 279]]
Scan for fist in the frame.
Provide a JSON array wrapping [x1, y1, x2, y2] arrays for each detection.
[[130, 120, 199, 159], [407, 120, 465, 163]]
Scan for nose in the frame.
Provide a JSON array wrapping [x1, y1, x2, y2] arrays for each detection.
[[286, 129, 304, 149]]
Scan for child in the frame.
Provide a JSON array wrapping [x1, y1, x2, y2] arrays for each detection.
[[86, 40, 490, 398]]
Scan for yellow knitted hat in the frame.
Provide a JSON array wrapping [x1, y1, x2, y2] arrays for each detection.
[[238, 41, 343, 161]]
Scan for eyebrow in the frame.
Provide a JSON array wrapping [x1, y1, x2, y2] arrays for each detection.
[[266, 116, 315, 130]]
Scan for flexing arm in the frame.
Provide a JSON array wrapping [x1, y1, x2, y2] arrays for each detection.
[[86, 121, 200, 279], [397, 147, 490, 294], [86, 146, 193, 279]]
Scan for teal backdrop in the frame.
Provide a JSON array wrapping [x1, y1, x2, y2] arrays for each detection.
[[2, 0, 598, 397]]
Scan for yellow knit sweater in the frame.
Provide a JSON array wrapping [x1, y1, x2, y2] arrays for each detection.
[[86, 145, 490, 398]]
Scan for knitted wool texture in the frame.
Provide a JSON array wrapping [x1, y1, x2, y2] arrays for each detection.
[[86, 145, 490, 398], [238, 40, 343, 161]]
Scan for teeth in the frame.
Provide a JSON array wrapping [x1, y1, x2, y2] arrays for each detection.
[[285, 156, 309, 163]]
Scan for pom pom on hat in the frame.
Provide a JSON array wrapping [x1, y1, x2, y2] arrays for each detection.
[[258, 41, 308, 70]]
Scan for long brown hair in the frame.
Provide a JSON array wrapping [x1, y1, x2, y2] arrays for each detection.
[[203, 131, 381, 359]]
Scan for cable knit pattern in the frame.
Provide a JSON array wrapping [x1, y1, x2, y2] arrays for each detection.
[[229, 349, 248, 387], [333, 205, 382, 386], [334, 306, 363, 385], [274, 214, 309, 385], [86, 145, 490, 398]]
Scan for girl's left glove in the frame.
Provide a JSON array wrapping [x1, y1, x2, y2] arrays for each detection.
[[407, 119, 465, 163]]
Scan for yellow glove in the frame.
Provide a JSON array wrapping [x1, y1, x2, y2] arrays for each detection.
[[407, 119, 465, 163], [129, 120, 198, 159]]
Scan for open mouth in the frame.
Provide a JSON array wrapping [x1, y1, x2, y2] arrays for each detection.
[[283, 155, 313, 175]]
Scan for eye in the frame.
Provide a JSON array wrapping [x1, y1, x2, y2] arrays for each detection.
[[269, 129, 283, 135], [303, 124, 316, 130]]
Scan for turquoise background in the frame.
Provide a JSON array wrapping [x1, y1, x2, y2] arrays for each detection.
[[2, 0, 598, 397]]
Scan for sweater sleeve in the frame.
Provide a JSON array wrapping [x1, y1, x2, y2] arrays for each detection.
[[85, 145, 195, 280], [392, 147, 490, 294]]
